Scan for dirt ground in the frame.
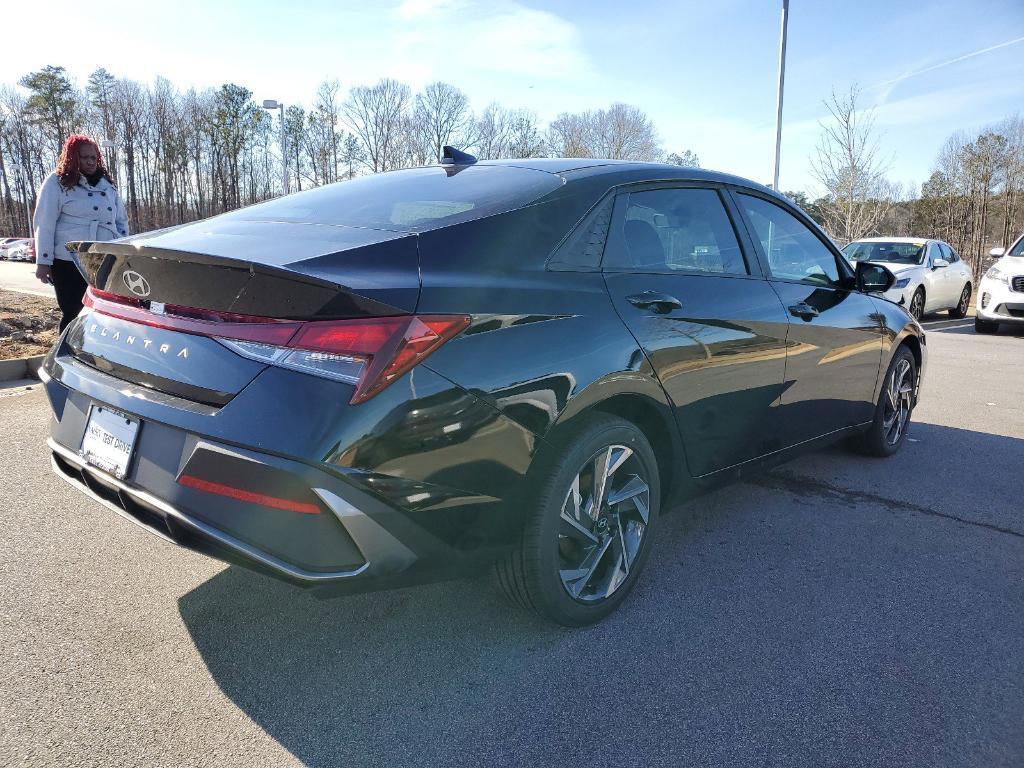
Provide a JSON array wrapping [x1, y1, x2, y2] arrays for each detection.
[[0, 289, 60, 360]]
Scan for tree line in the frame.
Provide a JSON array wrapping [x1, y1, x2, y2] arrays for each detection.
[[792, 86, 1023, 280], [1, 66, 1021, 278], [0, 66, 696, 238]]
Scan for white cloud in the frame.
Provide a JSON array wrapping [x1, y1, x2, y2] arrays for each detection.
[[385, 1, 589, 87], [394, 0, 468, 22]]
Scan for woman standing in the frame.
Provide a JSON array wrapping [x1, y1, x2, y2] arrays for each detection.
[[34, 135, 129, 331]]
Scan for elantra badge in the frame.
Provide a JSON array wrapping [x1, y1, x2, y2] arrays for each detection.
[[123, 270, 151, 297]]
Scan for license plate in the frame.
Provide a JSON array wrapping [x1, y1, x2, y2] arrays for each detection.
[[80, 406, 140, 480]]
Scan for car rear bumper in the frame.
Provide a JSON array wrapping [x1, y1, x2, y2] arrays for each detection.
[[41, 350, 516, 594], [49, 438, 372, 584]]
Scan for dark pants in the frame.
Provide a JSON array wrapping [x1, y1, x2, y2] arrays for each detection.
[[52, 259, 88, 333]]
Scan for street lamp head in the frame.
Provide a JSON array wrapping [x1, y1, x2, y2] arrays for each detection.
[[262, 99, 280, 110]]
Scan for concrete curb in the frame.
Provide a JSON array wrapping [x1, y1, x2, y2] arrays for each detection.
[[0, 355, 45, 382]]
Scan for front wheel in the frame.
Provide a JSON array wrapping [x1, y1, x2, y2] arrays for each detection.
[[975, 317, 999, 334], [495, 415, 660, 626], [854, 346, 917, 458], [948, 284, 971, 319]]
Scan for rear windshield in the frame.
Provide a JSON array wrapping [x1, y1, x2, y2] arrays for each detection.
[[223, 165, 563, 233], [842, 241, 925, 264]]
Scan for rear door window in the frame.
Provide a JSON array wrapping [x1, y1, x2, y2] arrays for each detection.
[[604, 188, 748, 275]]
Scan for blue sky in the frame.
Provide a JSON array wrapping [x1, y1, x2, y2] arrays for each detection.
[[3, 0, 1022, 193]]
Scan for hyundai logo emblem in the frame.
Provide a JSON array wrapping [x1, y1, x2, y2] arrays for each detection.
[[122, 270, 151, 297]]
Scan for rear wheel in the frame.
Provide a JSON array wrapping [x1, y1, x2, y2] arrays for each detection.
[[495, 415, 660, 626], [948, 284, 971, 319], [974, 317, 999, 334], [855, 346, 916, 458], [908, 288, 925, 321]]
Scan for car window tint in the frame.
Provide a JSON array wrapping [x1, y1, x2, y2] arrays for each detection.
[[606, 188, 747, 274], [222, 165, 563, 233], [547, 195, 615, 271], [737, 194, 840, 286], [939, 242, 957, 262]]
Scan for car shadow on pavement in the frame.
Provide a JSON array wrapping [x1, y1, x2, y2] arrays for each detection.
[[920, 316, 1024, 336], [178, 422, 1024, 767]]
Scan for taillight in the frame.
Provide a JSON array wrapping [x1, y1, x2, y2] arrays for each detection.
[[218, 315, 469, 403], [83, 288, 469, 403]]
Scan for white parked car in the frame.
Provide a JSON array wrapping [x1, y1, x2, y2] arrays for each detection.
[[841, 237, 973, 321], [4, 239, 34, 262], [0, 237, 26, 260], [976, 233, 1024, 333]]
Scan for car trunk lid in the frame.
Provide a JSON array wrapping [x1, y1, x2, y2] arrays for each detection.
[[64, 220, 421, 405]]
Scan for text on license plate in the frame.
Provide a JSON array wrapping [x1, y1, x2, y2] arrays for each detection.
[[80, 406, 140, 480]]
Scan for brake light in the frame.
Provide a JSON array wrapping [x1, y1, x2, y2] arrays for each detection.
[[83, 287, 470, 403]]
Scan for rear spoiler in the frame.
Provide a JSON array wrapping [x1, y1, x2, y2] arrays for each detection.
[[70, 241, 409, 320]]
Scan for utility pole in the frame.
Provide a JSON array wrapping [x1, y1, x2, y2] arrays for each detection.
[[262, 100, 288, 195], [772, 0, 790, 190]]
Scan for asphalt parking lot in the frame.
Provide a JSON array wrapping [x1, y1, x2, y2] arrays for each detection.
[[1, 316, 1022, 767]]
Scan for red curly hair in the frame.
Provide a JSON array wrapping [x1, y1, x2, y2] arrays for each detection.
[[57, 134, 115, 190]]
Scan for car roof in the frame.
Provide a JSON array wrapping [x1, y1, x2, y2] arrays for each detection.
[[474, 157, 774, 191], [476, 158, 638, 173], [850, 236, 934, 244]]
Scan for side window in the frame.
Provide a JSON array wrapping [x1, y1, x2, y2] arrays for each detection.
[[604, 188, 748, 275], [927, 242, 943, 265], [939, 242, 957, 263], [736, 193, 841, 286], [547, 195, 614, 271]]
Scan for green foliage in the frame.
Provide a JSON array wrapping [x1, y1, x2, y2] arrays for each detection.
[[665, 150, 700, 167]]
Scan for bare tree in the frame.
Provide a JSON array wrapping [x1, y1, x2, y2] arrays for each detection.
[[810, 86, 898, 245], [473, 104, 544, 159], [547, 111, 593, 158], [592, 103, 660, 160], [547, 104, 660, 160], [343, 79, 411, 173], [312, 80, 341, 183], [411, 81, 472, 165]]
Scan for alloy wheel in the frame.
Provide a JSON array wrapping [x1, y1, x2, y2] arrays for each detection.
[[957, 286, 970, 315], [557, 444, 650, 603], [909, 290, 924, 321], [882, 358, 913, 446]]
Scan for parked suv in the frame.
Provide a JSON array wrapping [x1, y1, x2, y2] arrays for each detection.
[[977, 233, 1024, 333], [41, 155, 925, 625]]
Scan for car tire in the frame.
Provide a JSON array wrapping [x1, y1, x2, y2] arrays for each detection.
[[974, 317, 999, 334], [495, 414, 660, 626], [855, 345, 917, 458], [908, 288, 925, 321], [948, 284, 971, 319]]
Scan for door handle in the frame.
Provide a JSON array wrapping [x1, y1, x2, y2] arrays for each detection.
[[626, 291, 682, 314], [788, 302, 819, 320]]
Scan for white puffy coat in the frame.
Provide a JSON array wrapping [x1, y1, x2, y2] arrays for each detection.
[[33, 172, 129, 266]]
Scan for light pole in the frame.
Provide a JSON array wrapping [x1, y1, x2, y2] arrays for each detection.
[[262, 99, 288, 195], [771, 0, 789, 191], [100, 138, 115, 181]]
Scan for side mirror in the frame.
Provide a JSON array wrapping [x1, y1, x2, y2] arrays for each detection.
[[932, 257, 949, 269], [855, 260, 895, 293], [989, 247, 1005, 258]]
